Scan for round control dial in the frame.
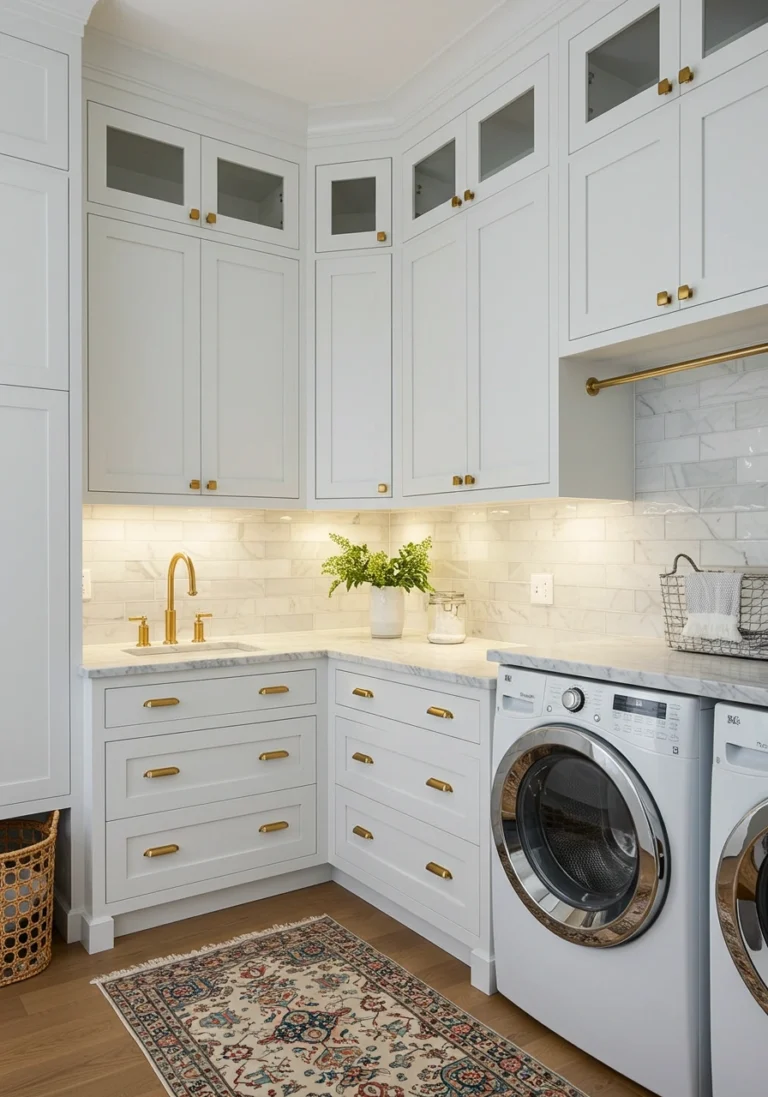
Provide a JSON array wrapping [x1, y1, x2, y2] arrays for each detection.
[[561, 687, 585, 712]]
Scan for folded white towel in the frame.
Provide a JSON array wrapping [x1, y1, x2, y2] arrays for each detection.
[[682, 571, 742, 643]]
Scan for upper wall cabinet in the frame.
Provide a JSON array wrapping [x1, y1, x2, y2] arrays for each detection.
[[402, 117, 466, 240], [0, 33, 68, 169], [202, 137, 299, 249], [315, 159, 392, 251], [680, 0, 768, 86]]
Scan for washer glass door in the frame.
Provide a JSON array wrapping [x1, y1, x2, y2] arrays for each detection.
[[717, 801, 768, 1013], [492, 724, 669, 947]]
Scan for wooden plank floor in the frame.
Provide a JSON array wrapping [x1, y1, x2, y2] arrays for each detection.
[[0, 882, 655, 1097]]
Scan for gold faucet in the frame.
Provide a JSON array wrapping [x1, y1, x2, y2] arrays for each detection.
[[164, 552, 197, 644]]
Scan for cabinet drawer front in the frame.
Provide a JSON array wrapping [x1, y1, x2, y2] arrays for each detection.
[[106, 786, 316, 902], [334, 789, 479, 934], [335, 669, 480, 743], [106, 716, 316, 820], [104, 669, 316, 728], [334, 715, 479, 842]]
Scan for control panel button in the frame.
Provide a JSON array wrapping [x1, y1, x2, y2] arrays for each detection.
[[561, 687, 585, 712]]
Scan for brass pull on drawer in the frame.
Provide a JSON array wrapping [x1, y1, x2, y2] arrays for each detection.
[[259, 685, 289, 695], [427, 706, 454, 720], [426, 861, 453, 880], [143, 697, 180, 709], [352, 752, 374, 765], [259, 820, 289, 834], [352, 687, 374, 698], [426, 777, 453, 793], [259, 750, 290, 761], [143, 844, 179, 858], [353, 825, 373, 840], [143, 766, 180, 779]]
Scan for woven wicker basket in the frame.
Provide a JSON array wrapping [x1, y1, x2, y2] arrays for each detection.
[[0, 810, 59, 987]]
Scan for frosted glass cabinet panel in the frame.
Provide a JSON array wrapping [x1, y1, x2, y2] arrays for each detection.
[[202, 138, 299, 248], [316, 159, 392, 251], [402, 117, 466, 240], [681, 0, 768, 84]]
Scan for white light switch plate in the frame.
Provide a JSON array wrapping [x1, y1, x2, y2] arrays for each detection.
[[82, 568, 92, 601], [530, 573, 553, 605]]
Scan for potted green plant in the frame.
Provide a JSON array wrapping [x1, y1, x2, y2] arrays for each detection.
[[322, 533, 434, 638]]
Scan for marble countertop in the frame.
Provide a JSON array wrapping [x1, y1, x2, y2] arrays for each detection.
[[81, 629, 521, 688]]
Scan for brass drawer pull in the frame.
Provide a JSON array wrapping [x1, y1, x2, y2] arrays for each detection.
[[426, 777, 453, 793], [352, 752, 374, 765], [259, 685, 289, 695], [352, 687, 374, 699], [259, 749, 290, 761], [143, 697, 180, 709], [143, 766, 180, 779], [427, 706, 454, 720], [144, 844, 179, 858], [353, 825, 373, 840], [259, 821, 289, 834], [426, 861, 453, 880]]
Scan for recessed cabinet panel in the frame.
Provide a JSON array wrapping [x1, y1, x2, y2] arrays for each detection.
[[316, 158, 392, 251], [88, 103, 201, 224], [88, 216, 202, 494], [201, 243, 300, 498], [0, 33, 68, 168], [315, 255, 392, 499], [202, 137, 299, 248], [0, 158, 68, 390], [402, 117, 467, 239], [569, 108, 680, 339], [681, 0, 768, 85], [0, 387, 68, 807]]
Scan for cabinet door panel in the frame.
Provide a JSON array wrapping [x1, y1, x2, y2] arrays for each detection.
[[0, 158, 68, 389], [0, 32, 68, 168], [88, 217, 201, 494], [402, 117, 467, 240], [467, 176, 550, 490], [681, 0, 768, 86], [316, 158, 392, 252], [569, 108, 680, 340], [315, 255, 392, 499], [201, 243, 300, 499], [0, 387, 68, 807], [680, 55, 768, 308], [402, 220, 468, 496], [202, 138, 299, 249]]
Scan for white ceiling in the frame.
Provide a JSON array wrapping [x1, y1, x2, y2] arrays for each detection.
[[88, 0, 507, 107]]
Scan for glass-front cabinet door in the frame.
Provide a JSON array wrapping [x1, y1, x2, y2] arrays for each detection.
[[315, 159, 392, 252], [201, 138, 299, 249], [681, 0, 768, 86], [402, 117, 466, 240], [567, 0, 680, 151]]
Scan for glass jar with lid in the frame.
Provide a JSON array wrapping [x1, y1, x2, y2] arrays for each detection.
[[427, 591, 466, 645]]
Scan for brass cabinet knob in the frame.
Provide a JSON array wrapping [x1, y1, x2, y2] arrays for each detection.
[[452, 475, 464, 486], [129, 615, 150, 647], [377, 483, 389, 494], [464, 474, 476, 485], [376, 231, 387, 242], [189, 208, 200, 220], [657, 290, 672, 306], [451, 195, 463, 208], [189, 479, 201, 490], [463, 189, 475, 201], [192, 611, 212, 643], [679, 65, 694, 84], [353, 825, 373, 840], [657, 78, 673, 95], [205, 212, 217, 224], [206, 480, 218, 491], [678, 284, 694, 301]]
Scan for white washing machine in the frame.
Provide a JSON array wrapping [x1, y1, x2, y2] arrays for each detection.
[[711, 702, 768, 1097], [491, 667, 713, 1097]]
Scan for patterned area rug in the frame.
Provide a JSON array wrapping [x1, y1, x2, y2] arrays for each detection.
[[93, 915, 587, 1097]]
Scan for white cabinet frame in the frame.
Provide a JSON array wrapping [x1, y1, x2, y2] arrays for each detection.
[[315, 158, 392, 252]]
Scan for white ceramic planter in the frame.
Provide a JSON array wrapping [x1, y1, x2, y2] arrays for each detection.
[[370, 586, 405, 639]]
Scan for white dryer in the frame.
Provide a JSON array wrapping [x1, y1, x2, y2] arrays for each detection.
[[491, 667, 713, 1097], [711, 702, 768, 1097]]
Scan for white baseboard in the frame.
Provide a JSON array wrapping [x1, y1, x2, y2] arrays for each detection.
[[470, 946, 497, 995], [54, 891, 84, 944]]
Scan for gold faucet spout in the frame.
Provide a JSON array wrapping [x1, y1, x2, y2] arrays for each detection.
[[164, 552, 197, 644]]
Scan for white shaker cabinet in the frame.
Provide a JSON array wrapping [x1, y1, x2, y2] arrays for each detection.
[[315, 254, 392, 500], [201, 137, 299, 250], [0, 32, 68, 169], [87, 216, 202, 495], [315, 158, 392, 252], [680, 0, 768, 86], [0, 387, 69, 808], [402, 117, 467, 241], [201, 243, 300, 499], [0, 157, 69, 390]]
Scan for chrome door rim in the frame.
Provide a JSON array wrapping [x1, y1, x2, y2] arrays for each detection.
[[717, 800, 768, 1013], [491, 724, 669, 947]]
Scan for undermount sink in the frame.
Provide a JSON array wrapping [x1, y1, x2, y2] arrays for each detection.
[[123, 642, 261, 657]]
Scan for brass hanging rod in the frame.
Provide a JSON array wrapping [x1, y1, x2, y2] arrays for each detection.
[[585, 341, 768, 396]]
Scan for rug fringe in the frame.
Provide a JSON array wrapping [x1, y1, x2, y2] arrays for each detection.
[[90, 913, 328, 986]]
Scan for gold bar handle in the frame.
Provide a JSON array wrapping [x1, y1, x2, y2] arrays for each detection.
[[259, 821, 289, 834], [144, 844, 179, 858], [426, 777, 453, 793], [352, 687, 374, 698], [143, 766, 180, 779], [259, 749, 289, 761], [427, 706, 454, 720], [352, 752, 374, 765], [259, 685, 289, 695], [353, 825, 373, 840], [426, 861, 453, 880], [143, 697, 180, 709]]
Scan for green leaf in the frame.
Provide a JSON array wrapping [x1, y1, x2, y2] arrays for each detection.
[[322, 534, 434, 597]]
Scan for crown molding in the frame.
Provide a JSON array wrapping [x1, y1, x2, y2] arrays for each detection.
[[1, 0, 98, 34]]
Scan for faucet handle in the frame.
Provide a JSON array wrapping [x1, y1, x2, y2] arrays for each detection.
[[129, 616, 151, 648], [192, 612, 212, 644]]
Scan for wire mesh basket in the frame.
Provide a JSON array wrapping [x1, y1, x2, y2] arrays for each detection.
[[661, 553, 768, 659]]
